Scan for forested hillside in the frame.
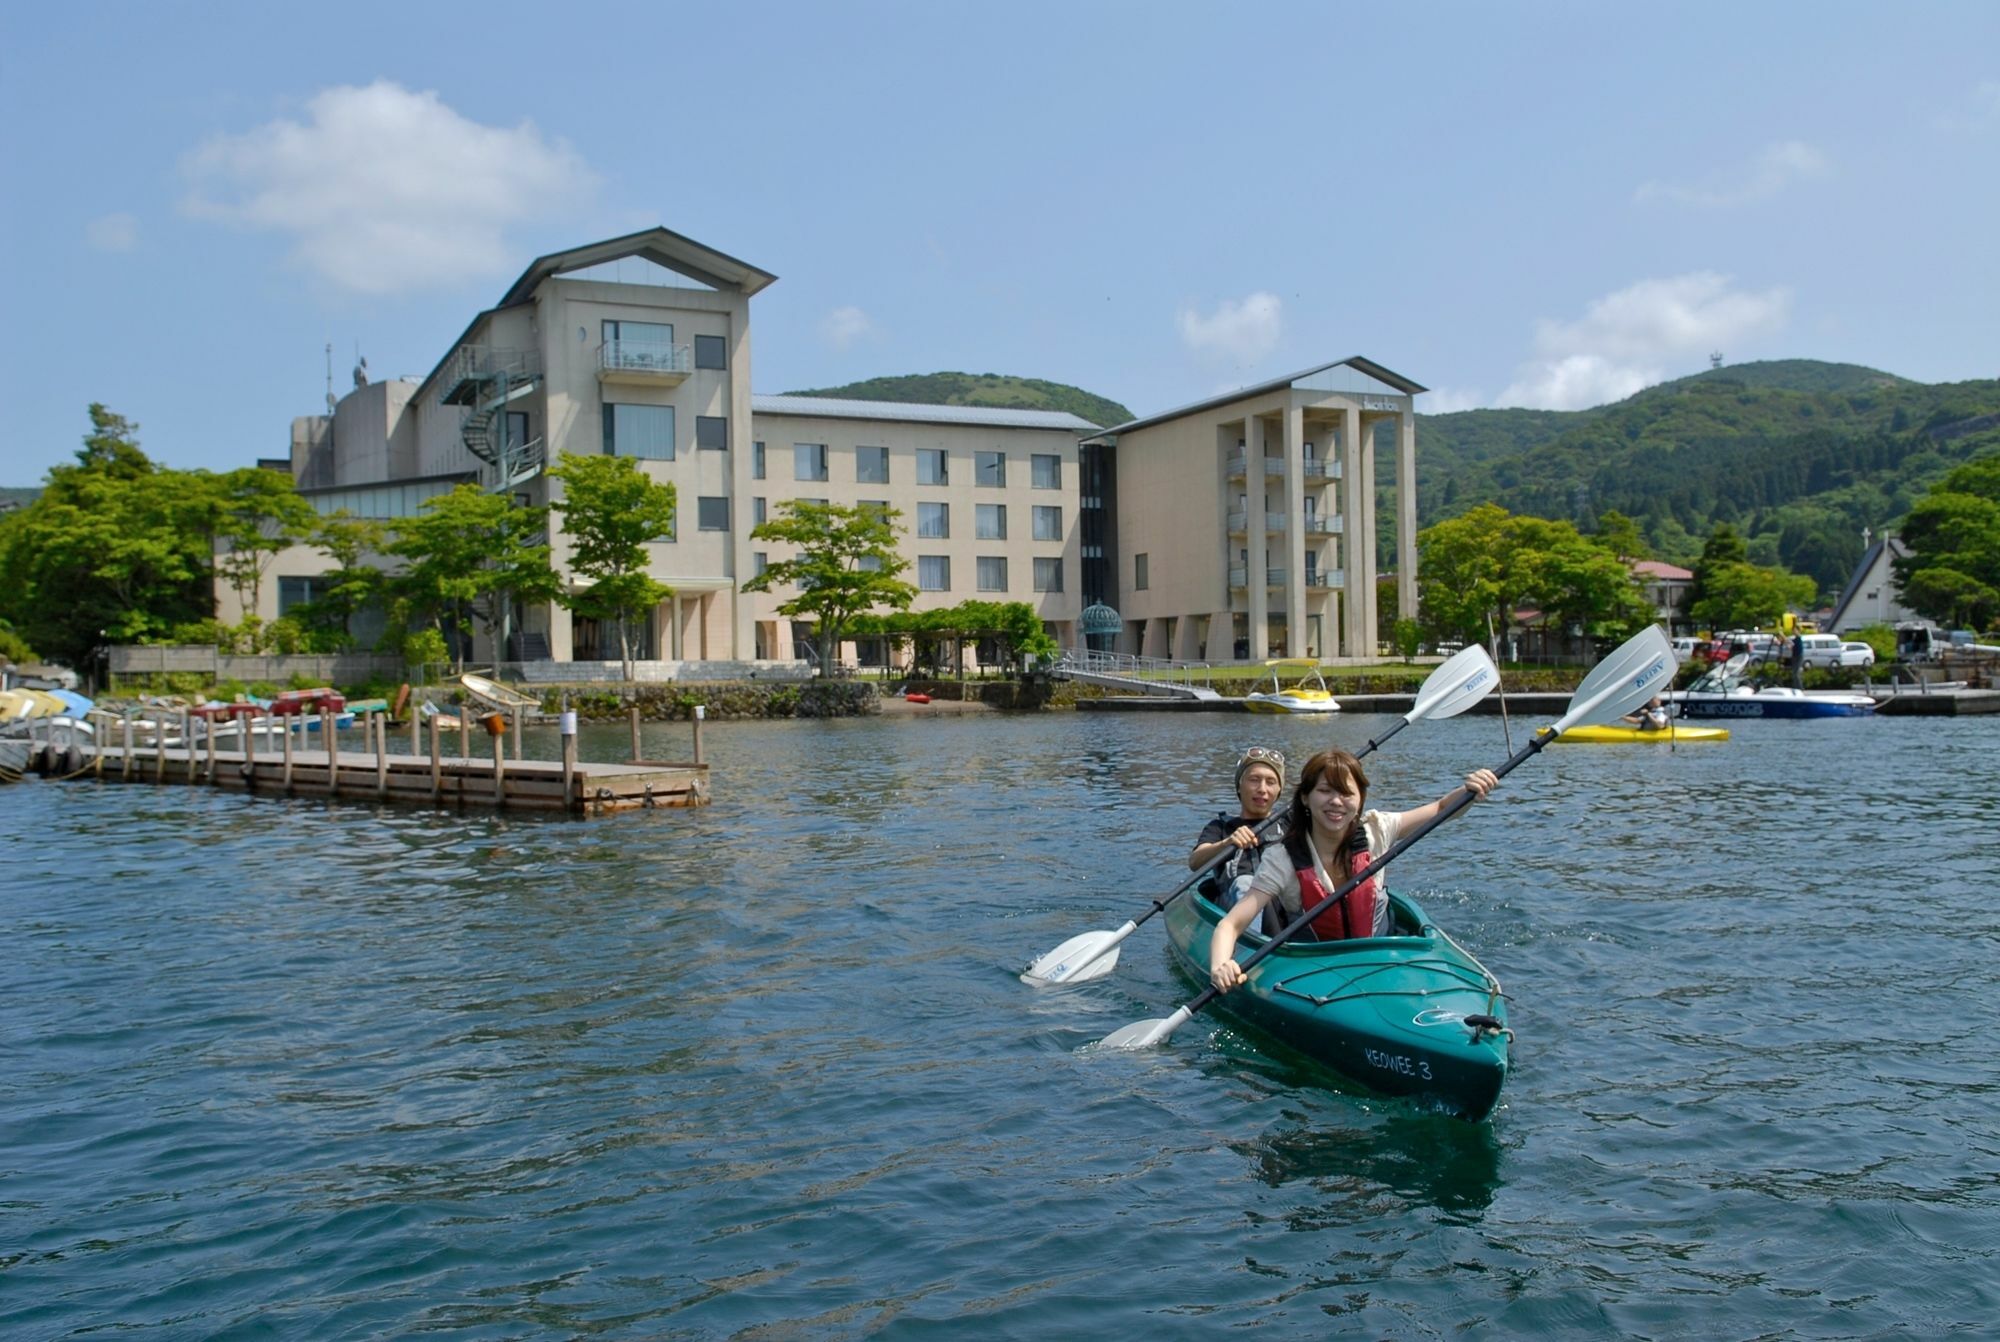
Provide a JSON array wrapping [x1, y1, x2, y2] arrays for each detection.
[[787, 372, 1132, 430], [1416, 360, 2000, 592]]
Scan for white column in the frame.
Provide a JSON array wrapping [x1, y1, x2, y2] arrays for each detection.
[[1358, 416, 1380, 655], [1339, 405, 1364, 657], [1283, 402, 1307, 657], [1245, 415, 1269, 659], [1397, 410, 1418, 627]]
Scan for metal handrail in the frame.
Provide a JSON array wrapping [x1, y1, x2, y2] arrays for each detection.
[[599, 340, 692, 374]]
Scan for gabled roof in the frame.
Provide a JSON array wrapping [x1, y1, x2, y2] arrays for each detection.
[[498, 226, 778, 306], [1826, 535, 1912, 630], [752, 395, 1100, 432], [1081, 356, 1428, 442], [1631, 559, 1694, 581]]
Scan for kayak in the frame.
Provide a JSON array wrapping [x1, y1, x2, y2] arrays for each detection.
[[1544, 723, 1730, 744], [1167, 888, 1510, 1120]]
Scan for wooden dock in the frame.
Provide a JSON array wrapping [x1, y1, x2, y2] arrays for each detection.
[[17, 711, 707, 814]]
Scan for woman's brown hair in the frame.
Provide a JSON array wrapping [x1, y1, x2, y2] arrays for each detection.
[[1281, 747, 1371, 877]]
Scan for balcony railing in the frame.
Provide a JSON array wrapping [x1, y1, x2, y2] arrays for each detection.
[[438, 345, 543, 406], [1225, 510, 1291, 533], [1300, 459, 1341, 480], [1302, 514, 1343, 535], [1227, 565, 1287, 588], [598, 340, 692, 382], [1304, 568, 1345, 590], [1227, 451, 1342, 480]]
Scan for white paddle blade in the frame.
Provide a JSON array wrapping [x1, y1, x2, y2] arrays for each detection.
[[1019, 927, 1125, 986], [1099, 1004, 1194, 1050], [1407, 644, 1500, 723], [1552, 625, 1675, 734]]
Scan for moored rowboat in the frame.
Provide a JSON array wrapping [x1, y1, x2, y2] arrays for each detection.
[[1165, 889, 1510, 1120], [1543, 723, 1730, 744]]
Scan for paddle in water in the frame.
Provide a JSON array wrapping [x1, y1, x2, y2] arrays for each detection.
[[1019, 644, 1502, 987], [1098, 624, 1673, 1050]]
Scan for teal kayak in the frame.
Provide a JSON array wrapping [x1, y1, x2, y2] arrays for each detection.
[[1167, 889, 1511, 1120]]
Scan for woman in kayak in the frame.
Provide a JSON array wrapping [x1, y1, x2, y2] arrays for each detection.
[[1208, 748, 1498, 993], [1188, 747, 1286, 923]]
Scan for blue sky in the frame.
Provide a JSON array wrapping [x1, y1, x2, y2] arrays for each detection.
[[5, 2, 1997, 483]]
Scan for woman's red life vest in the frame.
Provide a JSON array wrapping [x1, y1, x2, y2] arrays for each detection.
[[1293, 838, 1379, 940]]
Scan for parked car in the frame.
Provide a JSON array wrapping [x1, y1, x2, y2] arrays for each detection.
[[1797, 633, 1846, 667], [1837, 641, 1877, 667]]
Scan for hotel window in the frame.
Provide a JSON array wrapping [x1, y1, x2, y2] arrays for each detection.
[[856, 554, 883, 572], [977, 556, 1009, 592], [602, 403, 675, 459], [752, 497, 766, 526], [694, 334, 727, 369], [753, 441, 765, 479], [696, 415, 728, 450], [753, 552, 768, 577], [1032, 454, 1061, 489], [1034, 557, 1064, 593], [1135, 553, 1149, 590], [794, 443, 829, 482], [976, 503, 1006, 540], [856, 446, 889, 484], [1033, 505, 1062, 541], [698, 497, 729, 531], [858, 499, 890, 521], [975, 450, 1006, 487], [917, 502, 949, 539], [917, 448, 948, 485], [918, 555, 951, 591]]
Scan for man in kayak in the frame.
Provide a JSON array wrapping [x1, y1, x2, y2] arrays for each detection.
[[1208, 748, 1498, 993], [1188, 747, 1287, 925], [1623, 695, 1670, 731]]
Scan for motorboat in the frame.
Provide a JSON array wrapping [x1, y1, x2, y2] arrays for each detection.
[[1668, 656, 1876, 719], [1241, 659, 1341, 714]]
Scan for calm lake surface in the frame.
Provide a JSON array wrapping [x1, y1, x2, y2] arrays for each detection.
[[5, 707, 1998, 1338]]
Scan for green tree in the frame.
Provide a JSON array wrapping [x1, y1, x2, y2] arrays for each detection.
[[210, 467, 318, 623], [548, 452, 677, 680], [0, 408, 216, 669], [745, 501, 916, 677], [294, 509, 388, 649], [1893, 455, 2000, 629], [1688, 561, 1817, 632], [1415, 503, 1514, 647], [1417, 504, 1655, 654], [1594, 509, 1650, 560], [388, 485, 560, 672]]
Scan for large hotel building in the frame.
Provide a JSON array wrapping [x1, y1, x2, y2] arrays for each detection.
[[237, 227, 1424, 673]]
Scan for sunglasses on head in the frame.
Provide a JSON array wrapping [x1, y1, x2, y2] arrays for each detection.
[[1239, 747, 1286, 770]]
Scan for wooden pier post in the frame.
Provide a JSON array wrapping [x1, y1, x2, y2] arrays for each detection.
[[459, 712, 470, 763], [428, 713, 442, 802], [282, 714, 295, 791], [490, 724, 506, 807], [630, 705, 642, 763], [409, 706, 420, 757], [92, 712, 106, 778], [122, 716, 134, 780], [374, 712, 388, 797], [692, 704, 705, 765], [512, 705, 523, 761], [154, 717, 167, 783], [183, 710, 196, 785], [325, 708, 340, 798], [560, 708, 578, 814], [205, 714, 218, 783]]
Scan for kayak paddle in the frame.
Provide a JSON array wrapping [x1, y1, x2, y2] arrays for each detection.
[[1098, 624, 1672, 1049], [1019, 644, 1502, 987]]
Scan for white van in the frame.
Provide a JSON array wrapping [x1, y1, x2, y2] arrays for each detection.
[[1798, 633, 1845, 667]]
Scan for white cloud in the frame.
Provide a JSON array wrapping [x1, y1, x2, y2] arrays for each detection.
[[85, 212, 138, 252], [1177, 291, 1282, 364], [181, 80, 596, 294], [820, 305, 875, 351], [1635, 139, 1831, 208], [1496, 272, 1790, 411]]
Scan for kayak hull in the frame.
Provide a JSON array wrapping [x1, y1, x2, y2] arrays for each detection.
[[1166, 890, 1509, 1120], [1548, 723, 1730, 744]]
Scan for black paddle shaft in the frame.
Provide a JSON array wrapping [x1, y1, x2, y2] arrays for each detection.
[[1182, 732, 1551, 1019], [1137, 722, 1404, 930]]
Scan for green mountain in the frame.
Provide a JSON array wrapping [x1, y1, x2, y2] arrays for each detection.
[[1416, 360, 2000, 594], [0, 487, 40, 511], [787, 372, 1132, 430]]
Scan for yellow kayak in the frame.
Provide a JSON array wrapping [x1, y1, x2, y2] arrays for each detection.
[[1544, 723, 1730, 744]]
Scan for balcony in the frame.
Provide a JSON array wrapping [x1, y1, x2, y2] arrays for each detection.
[[597, 339, 691, 388], [438, 346, 543, 407], [1228, 565, 1287, 589], [1225, 510, 1290, 534], [1300, 458, 1341, 480], [1302, 513, 1343, 535], [1224, 451, 1288, 479], [1304, 568, 1344, 590]]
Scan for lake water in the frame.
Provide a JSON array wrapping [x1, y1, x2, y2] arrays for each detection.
[[5, 707, 1998, 1338]]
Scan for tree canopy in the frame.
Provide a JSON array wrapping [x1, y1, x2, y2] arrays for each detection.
[[1416, 503, 1656, 650], [745, 501, 916, 676], [1893, 453, 2000, 629], [387, 484, 561, 670], [549, 452, 677, 677]]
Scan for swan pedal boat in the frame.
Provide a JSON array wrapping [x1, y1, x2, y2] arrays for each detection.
[[1168, 888, 1510, 1120]]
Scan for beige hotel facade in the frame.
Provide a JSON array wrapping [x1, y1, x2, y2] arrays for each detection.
[[234, 227, 1419, 672]]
